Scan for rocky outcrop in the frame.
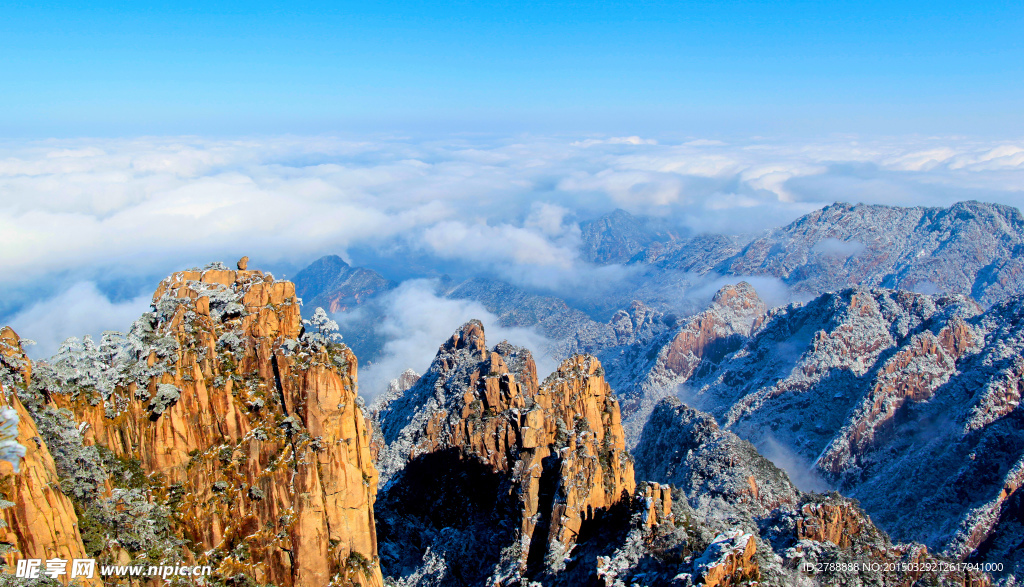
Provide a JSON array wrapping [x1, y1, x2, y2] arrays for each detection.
[[597, 283, 767, 445], [794, 500, 864, 548], [520, 354, 635, 566], [0, 328, 99, 586], [54, 264, 382, 587], [692, 530, 759, 587], [634, 397, 799, 523], [373, 321, 635, 584], [656, 283, 765, 381], [764, 493, 991, 587], [677, 286, 1024, 577], [640, 482, 673, 528]]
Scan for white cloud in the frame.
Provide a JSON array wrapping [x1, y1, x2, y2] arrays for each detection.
[[419, 220, 578, 269], [571, 136, 658, 147], [8, 282, 151, 359], [355, 279, 556, 399], [1, 133, 1023, 317]]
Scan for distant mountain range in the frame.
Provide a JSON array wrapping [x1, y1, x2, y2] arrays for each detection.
[[296, 200, 1024, 368]]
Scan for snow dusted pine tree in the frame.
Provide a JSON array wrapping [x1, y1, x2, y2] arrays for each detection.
[[302, 307, 343, 347]]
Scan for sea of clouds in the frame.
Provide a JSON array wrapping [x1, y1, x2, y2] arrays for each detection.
[[3, 134, 1024, 360]]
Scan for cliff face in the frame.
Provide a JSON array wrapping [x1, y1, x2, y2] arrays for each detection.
[[373, 321, 635, 584], [619, 397, 991, 587], [0, 327, 100, 586], [52, 265, 382, 586], [680, 287, 1024, 576], [597, 283, 767, 445]]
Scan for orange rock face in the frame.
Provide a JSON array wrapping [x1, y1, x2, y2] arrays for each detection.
[[641, 482, 673, 528], [795, 501, 864, 549], [376, 321, 636, 576], [58, 267, 382, 587], [519, 354, 636, 567], [0, 328, 100, 586], [659, 282, 765, 381], [694, 531, 759, 587], [787, 495, 991, 587]]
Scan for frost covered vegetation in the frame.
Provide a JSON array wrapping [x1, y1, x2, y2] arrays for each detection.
[[367, 321, 994, 586], [0, 332, 186, 581], [4, 205, 1024, 586], [0, 261, 381, 586]]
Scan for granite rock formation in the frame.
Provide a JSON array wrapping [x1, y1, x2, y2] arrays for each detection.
[[596, 283, 767, 445], [616, 397, 993, 587], [6, 263, 383, 587], [0, 327, 100, 586], [679, 287, 1024, 579], [372, 321, 636, 585]]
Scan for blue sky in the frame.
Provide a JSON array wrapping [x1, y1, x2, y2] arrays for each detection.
[[2, 0, 1022, 136]]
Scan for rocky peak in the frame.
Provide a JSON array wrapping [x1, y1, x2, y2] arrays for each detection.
[[708, 281, 766, 330], [292, 254, 396, 315], [442, 318, 487, 356], [374, 321, 636, 584], [599, 282, 767, 445], [634, 397, 799, 524], [0, 326, 31, 387], [50, 262, 382, 587]]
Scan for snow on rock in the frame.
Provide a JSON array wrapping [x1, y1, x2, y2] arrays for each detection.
[[674, 286, 1024, 578], [41, 263, 383, 587], [373, 320, 636, 584]]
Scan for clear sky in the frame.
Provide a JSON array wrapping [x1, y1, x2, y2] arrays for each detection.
[[2, 0, 1022, 137]]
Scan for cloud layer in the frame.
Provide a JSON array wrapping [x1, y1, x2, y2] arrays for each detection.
[[354, 280, 556, 399], [3, 133, 1024, 356], [4, 135, 1024, 284], [8, 282, 151, 358]]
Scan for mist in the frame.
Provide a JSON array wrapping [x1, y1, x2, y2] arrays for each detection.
[[8, 281, 151, 359], [345, 279, 557, 399]]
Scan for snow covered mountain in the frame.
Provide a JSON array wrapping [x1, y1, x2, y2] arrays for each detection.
[[368, 322, 989, 586], [640, 200, 1024, 305], [629, 397, 990, 587], [676, 287, 1024, 578]]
